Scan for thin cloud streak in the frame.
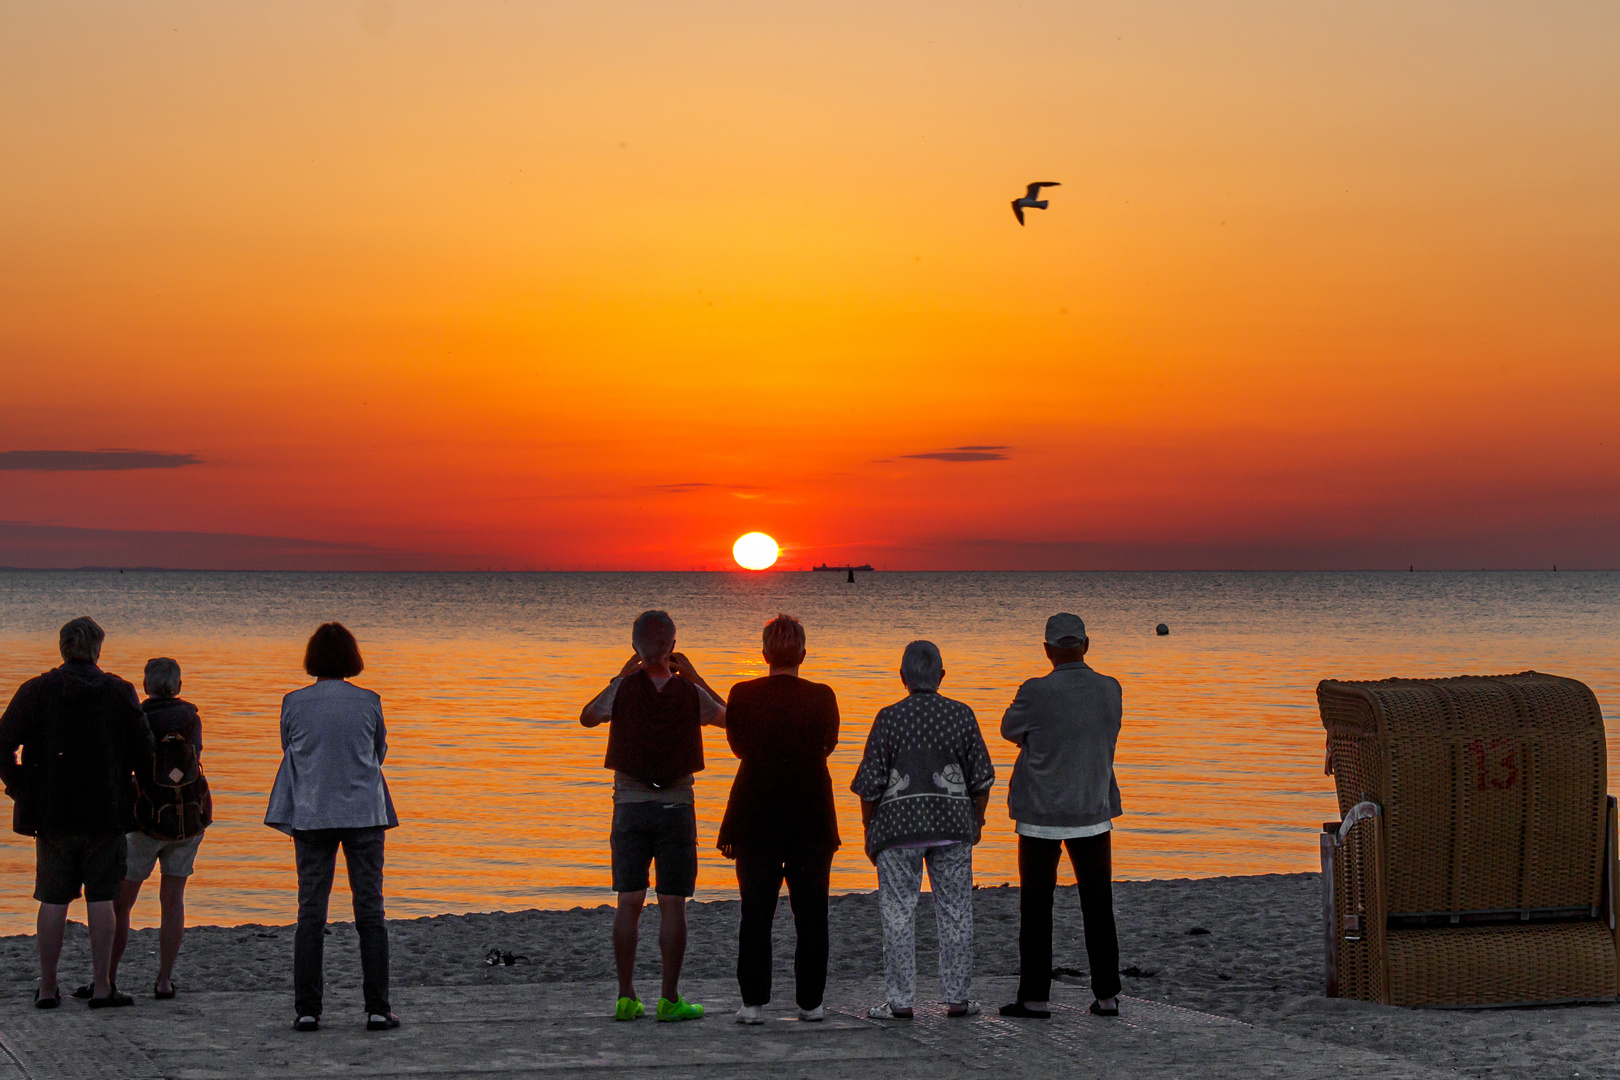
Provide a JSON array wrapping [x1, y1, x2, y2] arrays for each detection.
[[0, 450, 204, 472], [902, 450, 1009, 462], [641, 482, 765, 493]]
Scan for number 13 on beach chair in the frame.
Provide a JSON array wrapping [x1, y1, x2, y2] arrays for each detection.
[[1318, 672, 1620, 1007]]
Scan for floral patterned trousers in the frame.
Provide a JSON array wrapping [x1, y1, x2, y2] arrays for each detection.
[[875, 841, 974, 1007]]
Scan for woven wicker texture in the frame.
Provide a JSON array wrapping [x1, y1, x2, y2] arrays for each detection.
[[1330, 814, 1389, 1003], [1319, 673, 1606, 916], [1386, 922, 1617, 1006]]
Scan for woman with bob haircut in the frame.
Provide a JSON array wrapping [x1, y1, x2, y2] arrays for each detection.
[[265, 622, 400, 1034], [718, 613, 841, 1025]]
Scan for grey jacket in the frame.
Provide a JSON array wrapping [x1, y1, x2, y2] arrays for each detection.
[[1000, 661, 1122, 828], [264, 679, 398, 835]]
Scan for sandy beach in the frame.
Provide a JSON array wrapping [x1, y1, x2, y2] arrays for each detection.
[[4, 872, 1619, 1078]]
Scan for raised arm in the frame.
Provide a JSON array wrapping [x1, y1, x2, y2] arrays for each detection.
[[580, 654, 642, 727], [669, 652, 727, 729]]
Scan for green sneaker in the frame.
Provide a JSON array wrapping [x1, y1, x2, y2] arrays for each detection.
[[614, 996, 645, 1021], [656, 995, 704, 1022]]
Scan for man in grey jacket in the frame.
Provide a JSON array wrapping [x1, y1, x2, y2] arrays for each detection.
[[997, 613, 1122, 1020]]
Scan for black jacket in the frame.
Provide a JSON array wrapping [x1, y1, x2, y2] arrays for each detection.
[[0, 662, 152, 837], [718, 675, 841, 859]]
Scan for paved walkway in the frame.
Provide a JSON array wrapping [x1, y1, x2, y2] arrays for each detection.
[[1, 977, 1457, 1080]]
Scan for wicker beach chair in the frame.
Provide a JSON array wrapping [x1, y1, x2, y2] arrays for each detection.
[[1318, 672, 1619, 1006]]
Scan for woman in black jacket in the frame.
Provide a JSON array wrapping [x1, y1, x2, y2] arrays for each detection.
[[717, 614, 840, 1024]]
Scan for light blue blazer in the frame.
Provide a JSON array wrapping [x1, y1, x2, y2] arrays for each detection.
[[264, 679, 399, 835]]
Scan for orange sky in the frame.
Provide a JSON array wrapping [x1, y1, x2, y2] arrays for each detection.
[[2, 1, 1617, 569]]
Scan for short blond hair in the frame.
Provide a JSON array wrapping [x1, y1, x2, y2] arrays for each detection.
[[762, 613, 805, 667]]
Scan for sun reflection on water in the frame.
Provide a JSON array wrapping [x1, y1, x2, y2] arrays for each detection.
[[1, 570, 1615, 933]]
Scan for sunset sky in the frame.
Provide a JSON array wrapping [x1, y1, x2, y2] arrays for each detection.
[[3, 1, 1617, 570]]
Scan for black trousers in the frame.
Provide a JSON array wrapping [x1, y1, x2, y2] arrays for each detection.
[[734, 845, 832, 1009], [293, 827, 390, 1018], [1017, 831, 1121, 1004]]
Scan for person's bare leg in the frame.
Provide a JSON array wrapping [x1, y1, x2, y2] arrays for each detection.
[[36, 902, 69, 997], [110, 879, 142, 989], [156, 875, 186, 993], [86, 900, 116, 997], [613, 891, 646, 1000], [656, 894, 687, 1003]]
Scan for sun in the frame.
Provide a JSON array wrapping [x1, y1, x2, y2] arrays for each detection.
[[732, 532, 780, 570]]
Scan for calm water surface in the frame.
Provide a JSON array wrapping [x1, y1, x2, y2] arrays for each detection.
[[1, 570, 1616, 934]]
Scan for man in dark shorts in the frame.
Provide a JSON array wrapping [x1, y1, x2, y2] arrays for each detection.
[[1, 617, 152, 1009], [580, 610, 725, 1023]]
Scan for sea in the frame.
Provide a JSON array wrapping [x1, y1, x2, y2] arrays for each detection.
[[1, 570, 1616, 935]]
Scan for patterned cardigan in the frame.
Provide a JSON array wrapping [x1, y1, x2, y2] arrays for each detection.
[[851, 690, 995, 857]]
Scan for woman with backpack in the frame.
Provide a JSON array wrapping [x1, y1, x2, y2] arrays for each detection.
[[106, 656, 212, 1002], [265, 622, 400, 1033]]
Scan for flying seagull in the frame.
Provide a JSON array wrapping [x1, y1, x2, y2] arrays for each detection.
[[1011, 181, 1060, 225]]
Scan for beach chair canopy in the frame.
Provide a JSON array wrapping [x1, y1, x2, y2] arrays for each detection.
[[1318, 672, 1617, 1006]]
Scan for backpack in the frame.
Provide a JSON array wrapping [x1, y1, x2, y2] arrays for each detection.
[[135, 732, 212, 840]]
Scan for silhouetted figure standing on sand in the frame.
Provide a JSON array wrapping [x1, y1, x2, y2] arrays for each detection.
[[0, 616, 151, 1010], [110, 656, 213, 1002], [265, 622, 400, 1033], [581, 610, 727, 1023], [718, 613, 841, 1024], [998, 612, 1123, 1021], [852, 640, 995, 1020]]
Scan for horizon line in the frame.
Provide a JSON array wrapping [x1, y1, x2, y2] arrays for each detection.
[[0, 566, 1610, 575]]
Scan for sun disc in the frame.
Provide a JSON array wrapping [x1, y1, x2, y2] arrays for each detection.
[[732, 532, 779, 570]]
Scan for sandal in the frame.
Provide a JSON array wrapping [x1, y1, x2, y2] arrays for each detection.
[[88, 991, 135, 1009], [366, 1012, 401, 1031], [154, 982, 179, 1000], [998, 1001, 1051, 1019], [1089, 999, 1120, 1017], [946, 1001, 981, 1018], [866, 1002, 914, 1019], [34, 988, 61, 1009], [293, 1015, 320, 1032]]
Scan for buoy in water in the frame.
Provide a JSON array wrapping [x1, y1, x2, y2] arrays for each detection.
[[846, 568, 855, 583], [1155, 623, 1169, 636]]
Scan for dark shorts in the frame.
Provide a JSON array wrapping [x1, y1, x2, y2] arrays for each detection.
[[35, 833, 128, 905], [610, 801, 698, 897]]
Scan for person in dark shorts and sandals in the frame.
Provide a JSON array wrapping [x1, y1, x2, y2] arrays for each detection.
[[580, 610, 726, 1023], [0, 616, 152, 1010], [109, 657, 212, 1001]]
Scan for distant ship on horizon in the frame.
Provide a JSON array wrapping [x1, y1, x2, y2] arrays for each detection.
[[812, 563, 874, 572]]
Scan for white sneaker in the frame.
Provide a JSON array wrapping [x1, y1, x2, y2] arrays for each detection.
[[735, 1004, 766, 1025], [798, 1005, 825, 1022]]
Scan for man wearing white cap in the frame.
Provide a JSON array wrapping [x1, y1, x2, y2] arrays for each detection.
[[997, 612, 1123, 1020]]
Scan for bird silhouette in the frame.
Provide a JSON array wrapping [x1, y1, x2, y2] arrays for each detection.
[[1011, 181, 1060, 225]]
